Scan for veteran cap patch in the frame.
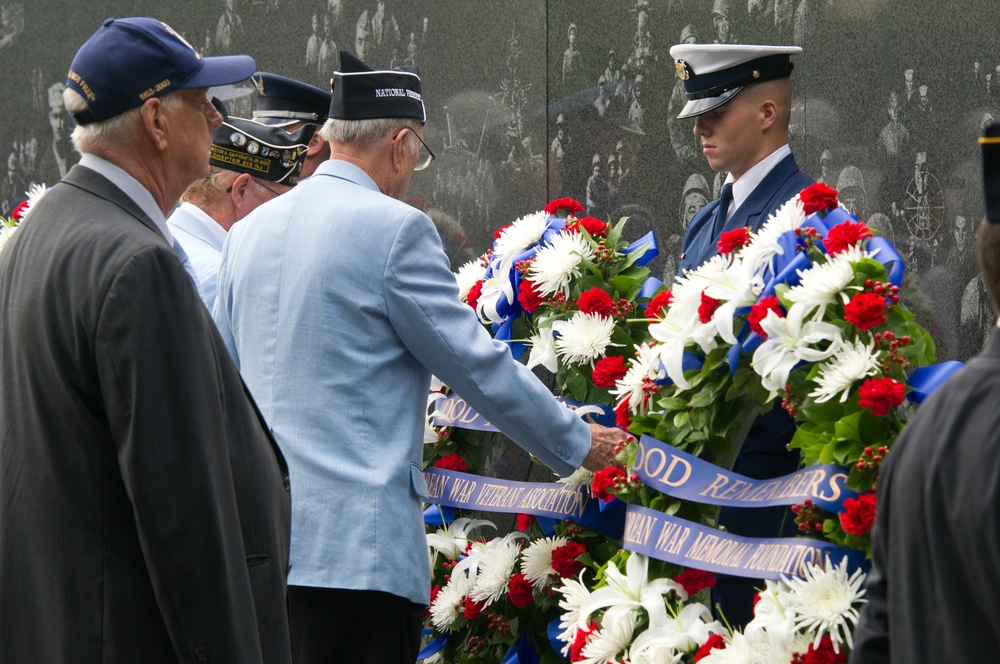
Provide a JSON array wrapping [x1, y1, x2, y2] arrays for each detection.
[[328, 50, 425, 123], [210, 116, 314, 185]]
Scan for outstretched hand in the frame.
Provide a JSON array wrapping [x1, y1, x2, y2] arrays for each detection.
[[581, 422, 633, 472]]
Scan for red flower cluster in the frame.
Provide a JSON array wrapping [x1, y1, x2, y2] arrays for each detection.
[[717, 227, 750, 254], [10, 200, 30, 221], [518, 278, 543, 312], [592, 355, 628, 388], [567, 216, 608, 238], [844, 292, 887, 331], [615, 398, 632, 429], [545, 197, 585, 218], [591, 466, 626, 501], [824, 220, 872, 255], [493, 223, 512, 240], [551, 540, 587, 577], [646, 290, 674, 320], [858, 377, 905, 416], [432, 453, 468, 471], [507, 572, 534, 608], [577, 287, 614, 317], [698, 291, 721, 324], [466, 280, 484, 310], [463, 595, 484, 620], [799, 182, 839, 216], [748, 295, 784, 338], [802, 635, 847, 664], [673, 568, 717, 596], [839, 491, 877, 536], [515, 513, 535, 531], [694, 634, 726, 662], [570, 621, 600, 662]]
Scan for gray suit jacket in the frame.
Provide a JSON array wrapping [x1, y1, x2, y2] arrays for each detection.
[[0, 165, 292, 663]]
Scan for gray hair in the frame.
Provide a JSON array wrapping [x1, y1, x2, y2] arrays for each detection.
[[65, 87, 183, 155], [319, 117, 419, 153]]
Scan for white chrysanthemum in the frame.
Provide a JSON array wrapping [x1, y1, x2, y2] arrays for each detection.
[[429, 570, 473, 631], [494, 210, 548, 263], [529, 230, 594, 297], [557, 467, 594, 492], [470, 533, 524, 606], [696, 630, 750, 664], [454, 256, 487, 302], [738, 197, 807, 279], [525, 324, 558, 372], [779, 556, 867, 653], [552, 312, 617, 366], [807, 337, 880, 403], [556, 573, 594, 654], [521, 536, 569, 589], [785, 251, 862, 321], [610, 342, 664, 413], [752, 306, 843, 393], [578, 611, 638, 664]]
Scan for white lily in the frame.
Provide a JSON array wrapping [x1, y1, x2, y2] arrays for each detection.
[[577, 552, 687, 633], [628, 602, 728, 659], [751, 305, 842, 393], [425, 517, 496, 562], [525, 324, 558, 372]]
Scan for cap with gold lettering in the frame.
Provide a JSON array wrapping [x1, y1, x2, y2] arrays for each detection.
[[65, 17, 255, 125], [210, 117, 315, 185], [668, 43, 801, 119], [328, 50, 424, 124]]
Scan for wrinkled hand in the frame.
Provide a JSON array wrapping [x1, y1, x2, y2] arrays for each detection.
[[581, 422, 634, 472]]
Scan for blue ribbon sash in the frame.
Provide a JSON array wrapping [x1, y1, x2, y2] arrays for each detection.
[[430, 393, 617, 430]]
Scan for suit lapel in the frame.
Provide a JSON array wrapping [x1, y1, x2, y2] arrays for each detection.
[[723, 154, 801, 233], [62, 165, 166, 243]]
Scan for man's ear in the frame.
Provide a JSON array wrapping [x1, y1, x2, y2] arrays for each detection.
[[390, 126, 411, 173], [229, 172, 253, 202], [140, 98, 169, 151], [306, 131, 326, 157], [760, 99, 778, 131]]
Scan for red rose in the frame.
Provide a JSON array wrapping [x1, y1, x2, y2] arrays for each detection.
[[432, 453, 468, 472], [839, 492, 877, 536], [799, 182, 839, 216], [698, 291, 721, 324], [823, 220, 872, 255], [858, 377, 905, 416], [646, 290, 673, 320], [545, 197, 585, 217], [507, 572, 534, 609], [748, 295, 784, 339], [10, 200, 30, 222], [591, 467, 626, 501], [694, 633, 727, 662], [466, 280, 484, 311], [551, 540, 587, 577], [717, 227, 750, 254], [493, 223, 512, 240], [803, 635, 847, 664], [518, 278, 543, 312], [592, 355, 628, 388], [844, 292, 887, 331], [567, 216, 608, 237], [463, 595, 484, 620], [577, 287, 614, 317], [674, 568, 717, 596], [615, 398, 632, 429], [515, 513, 534, 531], [570, 621, 600, 662]]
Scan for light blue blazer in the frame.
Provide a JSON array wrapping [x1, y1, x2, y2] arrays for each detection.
[[213, 160, 591, 605], [167, 204, 225, 311]]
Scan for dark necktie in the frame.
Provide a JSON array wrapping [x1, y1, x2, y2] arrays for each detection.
[[712, 183, 734, 238]]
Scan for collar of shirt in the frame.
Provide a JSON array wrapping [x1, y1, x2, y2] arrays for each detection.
[[178, 202, 228, 246], [79, 153, 171, 244], [723, 144, 792, 220]]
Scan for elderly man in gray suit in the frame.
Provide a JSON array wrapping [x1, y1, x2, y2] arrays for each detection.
[[0, 18, 293, 663]]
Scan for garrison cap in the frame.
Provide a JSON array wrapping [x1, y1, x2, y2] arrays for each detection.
[[668, 43, 801, 119], [981, 122, 1000, 222], [210, 117, 314, 185], [66, 17, 255, 125], [329, 51, 425, 123], [251, 72, 332, 126]]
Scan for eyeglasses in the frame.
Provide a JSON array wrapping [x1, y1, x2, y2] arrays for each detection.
[[395, 127, 436, 171]]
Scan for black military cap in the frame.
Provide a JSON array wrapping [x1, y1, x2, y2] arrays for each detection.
[[210, 117, 315, 185], [251, 71, 332, 127], [328, 51, 425, 123], [982, 122, 1000, 223]]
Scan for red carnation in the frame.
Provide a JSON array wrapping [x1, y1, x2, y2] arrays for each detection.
[[518, 278, 544, 312], [515, 513, 534, 531], [432, 453, 468, 472], [592, 355, 628, 388], [10, 200, 30, 222], [591, 466, 626, 501], [463, 595, 484, 620], [493, 223, 512, 240], [844, 292, 887, 331], [858, 377, 905, 416], [577, 287, 614, 317], [748, 295, 784, 338], [567, 216, 608, 237], [551, 540, 587, 577], [507, 572, 534, 609], [799, 182, 839, 216], [646, 290, 673, 320], [545, 197, 585, 217], [427, 584, 442, 619], [823, 220, 872, 255], [615, 398, 632, 429], [694, 634, 727, 662], [803, 635, 847, 664], [466, 280, 484, 311], [570, 621, 600, 662], [674, 568, 717, 596], [698, 291, 721, 324], [839, 492, 877, 536], [717, 227, 750, 254]]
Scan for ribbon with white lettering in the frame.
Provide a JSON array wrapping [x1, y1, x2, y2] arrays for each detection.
[[622, 503, 867, 580], [631, 434, 855, 511]]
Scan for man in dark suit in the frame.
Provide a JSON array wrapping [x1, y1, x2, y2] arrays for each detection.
[[850, 123, 1000, 664], [668, 43, 815, 628], [0, 18, 293, 663]]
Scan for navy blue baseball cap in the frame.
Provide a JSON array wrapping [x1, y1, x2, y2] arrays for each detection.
[[251, 72, 332, 127], [668, 44, 801, 119], [66, 17, 256, 126], [329, 51, 425, 124]]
